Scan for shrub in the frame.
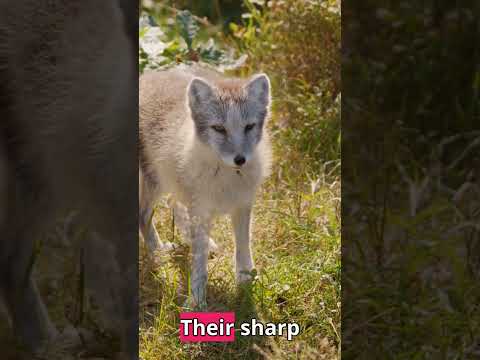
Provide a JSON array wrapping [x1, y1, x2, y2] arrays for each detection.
[[230, 0, 341, 173]]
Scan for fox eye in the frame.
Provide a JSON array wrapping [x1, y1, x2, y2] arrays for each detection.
[[211, 125, 227, 134], [245, 123, 256, 132]]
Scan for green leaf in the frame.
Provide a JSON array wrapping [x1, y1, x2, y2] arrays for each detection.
[[176, 10, 199, 51], [197, 38, 224, 64]]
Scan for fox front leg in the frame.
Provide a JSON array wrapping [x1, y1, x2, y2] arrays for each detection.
[[231, 206, 255, 283], [170, 200, 219, 253], [188, 211, 212, 309]]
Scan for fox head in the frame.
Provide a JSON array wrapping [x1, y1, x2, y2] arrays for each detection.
[[187, 73, 271, 168]]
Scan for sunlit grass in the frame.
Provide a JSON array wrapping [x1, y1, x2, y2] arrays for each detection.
[[139, 155, 341, 359]]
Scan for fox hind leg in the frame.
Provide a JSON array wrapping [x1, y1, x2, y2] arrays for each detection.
[[139, 170, 173, 254]]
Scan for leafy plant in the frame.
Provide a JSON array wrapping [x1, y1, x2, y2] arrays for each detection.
[[230, 0, 341, 174], [139, 8, 243, 73]]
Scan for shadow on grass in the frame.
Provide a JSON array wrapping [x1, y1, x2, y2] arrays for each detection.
[[185, 282, 267, 360], [161, 246, 268, 359]]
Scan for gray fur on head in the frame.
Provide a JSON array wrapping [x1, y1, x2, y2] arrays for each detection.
[[187, 73, 271, 149], [186, 73, 271, 167], [245, 73, 271, 114], [187, 77, 221, 141]]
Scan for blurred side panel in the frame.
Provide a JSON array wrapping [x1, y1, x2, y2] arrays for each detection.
[[342, 1, 480, 358], [0, 1, 138, 358]]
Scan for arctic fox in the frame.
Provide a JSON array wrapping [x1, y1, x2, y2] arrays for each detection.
[[139, 65, 272, 307]]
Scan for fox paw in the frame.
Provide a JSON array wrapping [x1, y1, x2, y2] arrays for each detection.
[[183, 296, 208, 311], [236, 268, 256, 283], [208, 237, 219, 253], [159, 241, 175, 252], [150, 242, 175, 265]]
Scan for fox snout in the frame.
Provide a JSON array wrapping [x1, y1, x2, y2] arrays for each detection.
[[234, 155, 246, 166]]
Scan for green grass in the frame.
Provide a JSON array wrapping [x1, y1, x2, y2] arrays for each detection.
[[139, 151, 341, 359], [139, 2, 341, 358]]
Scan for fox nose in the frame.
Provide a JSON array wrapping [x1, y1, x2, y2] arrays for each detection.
[[234, 155, 246, 166]]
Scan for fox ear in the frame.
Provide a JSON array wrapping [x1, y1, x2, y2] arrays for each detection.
[[245, 73, 271, 110], [188, 77, 215, 110]]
